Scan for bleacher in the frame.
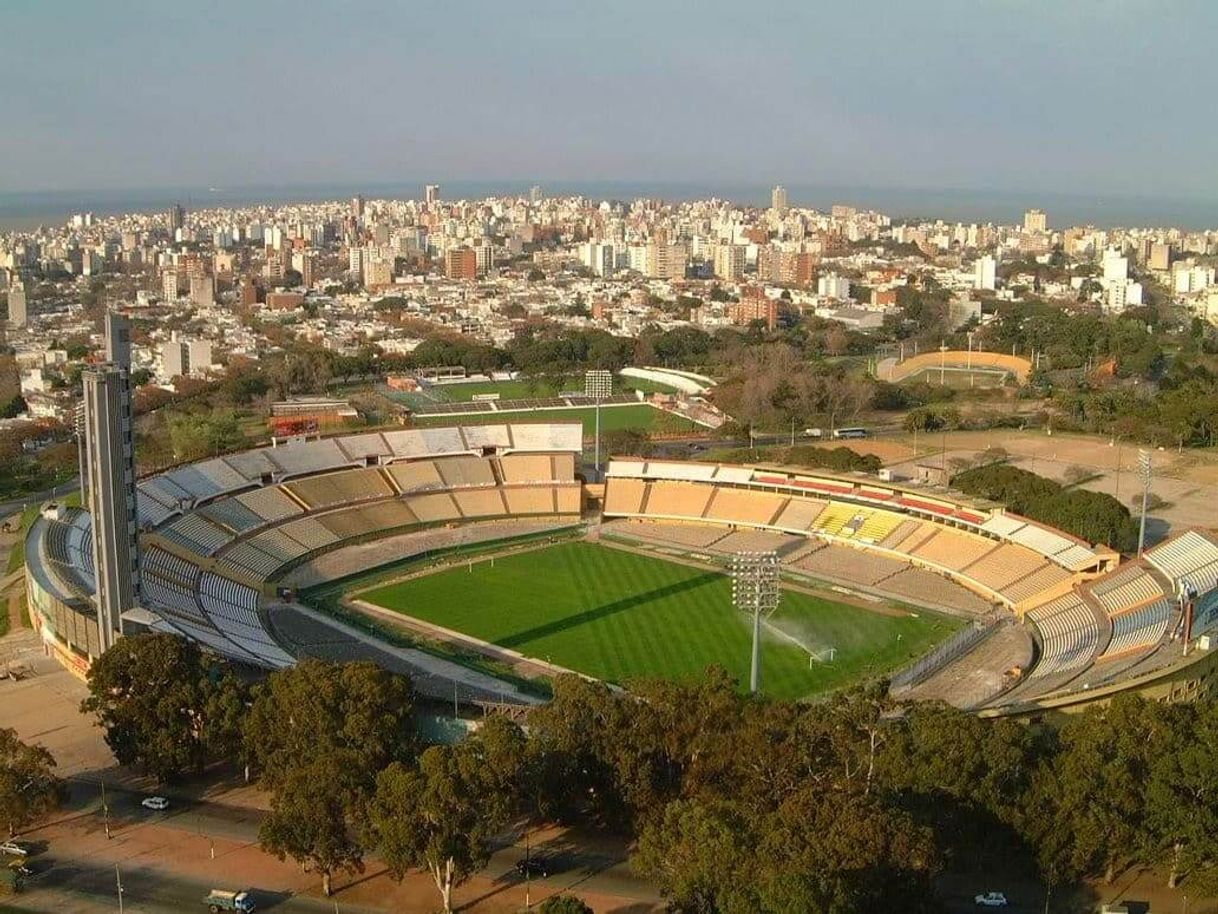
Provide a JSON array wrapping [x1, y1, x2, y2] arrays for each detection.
[[645, 481, 714, 520], [1146, 530, 1218, 596], [1088, 566, 1167, 615], [704, 487, 788, 527], [1100, 599, 1172, 660], [599, 459, 1109, 613], [387, 460, 447, 493], [433, 456, 497, 489], [1028, 593, 1103, 678], [771, 497, 828, 533], [792, 543, 909, 587], [235, 486, 304, 524], [283, 467, 394, 510], [499, 454, 558, 484], [160, 514, 233, 557]]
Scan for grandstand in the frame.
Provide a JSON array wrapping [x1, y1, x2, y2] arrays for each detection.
[[26, 423, 586, 678], [26, 424, 1218, 717], [601, 458, 1218, 711]]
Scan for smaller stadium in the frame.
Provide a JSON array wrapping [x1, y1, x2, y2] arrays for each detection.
[[25, 419, 1218, 716], [878, 349, 1032, 389]]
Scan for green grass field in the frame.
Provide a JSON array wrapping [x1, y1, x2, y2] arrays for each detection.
[[430, 378, 575, 402], [359, 542, 957, 700], [413, 404, 698, 437]]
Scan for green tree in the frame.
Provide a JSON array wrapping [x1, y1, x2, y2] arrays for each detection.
[[0, 729, 62, 837], [1145, 702, 1218, 892], [538, 895, 594, 914], [369, 721, 524, 913], [259, 753, 365, 896], [81, 634, 246, 783], [244, 660, 417, 795]]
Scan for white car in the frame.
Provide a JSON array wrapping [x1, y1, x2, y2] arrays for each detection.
[[975, 892, 1008, 907], [141, 796, 170, 811], [0, 841, 28, 856]]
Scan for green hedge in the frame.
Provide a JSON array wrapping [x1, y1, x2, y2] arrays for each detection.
[[951, 464, 1138, 552]]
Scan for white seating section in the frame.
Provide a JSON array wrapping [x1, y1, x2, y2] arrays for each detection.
[[1028, 593, 1102, 677], [1101, 599, 1172, 660], [1146, 531, 1218, 590], [127, 425, 583, 670], [1089, 566, 1167, 615]]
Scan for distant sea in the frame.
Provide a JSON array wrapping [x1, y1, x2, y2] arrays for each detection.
[[2, 181, 1217, 232]]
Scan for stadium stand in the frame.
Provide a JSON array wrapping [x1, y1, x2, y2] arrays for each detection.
[[1100, 599, 1173, 660], [704, 487, 788, 527], [1027, 593, 1103, 678]]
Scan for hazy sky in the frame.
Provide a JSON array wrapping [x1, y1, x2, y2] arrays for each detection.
[[2, 0, 1215, 198]]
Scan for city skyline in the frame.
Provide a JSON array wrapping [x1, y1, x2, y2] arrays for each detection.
[[2, 1, 1216, 202]]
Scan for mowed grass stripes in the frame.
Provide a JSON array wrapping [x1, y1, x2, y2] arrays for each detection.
[[360, 543, 958, 700]]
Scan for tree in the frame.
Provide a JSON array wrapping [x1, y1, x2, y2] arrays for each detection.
[[244, 660, 417, 795], [259, 753, 365, 896], [81, 634, 246, 783], [538, 895, 593, 914], [0, 729, 62, 837], [1145, 701, 1218, 892], [369, 722, 524, 913]]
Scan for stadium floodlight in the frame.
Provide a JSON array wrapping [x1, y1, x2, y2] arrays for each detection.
[[1137, 449, 1153, 558], [730, 551, 781, 694], [585, 369, 613, 477]]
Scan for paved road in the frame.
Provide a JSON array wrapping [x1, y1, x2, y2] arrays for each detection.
[[0, 479, 80, 522], [11, 776, 655, 913]]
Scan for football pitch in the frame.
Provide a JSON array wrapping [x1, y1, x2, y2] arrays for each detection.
[[358, 542, 958, 700], [413, 404, 697, 437]]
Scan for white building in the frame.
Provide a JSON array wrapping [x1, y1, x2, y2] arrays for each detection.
[[973, 255, 996, 291], [818, 272, 851, 299], [1102, 248, 1129, 283]]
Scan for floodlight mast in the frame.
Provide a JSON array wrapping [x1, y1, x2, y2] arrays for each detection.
[[1137, 450, 1152, 558], [730, 551, 780, 694], [585, 369, 612, 479]]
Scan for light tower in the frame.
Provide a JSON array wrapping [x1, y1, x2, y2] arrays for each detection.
[[1137, 449, 1153, 557], [585, 369, 612, 478], [730, 551, 781, 694]]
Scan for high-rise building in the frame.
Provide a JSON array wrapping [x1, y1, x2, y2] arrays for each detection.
[[167, 203, 185, 236], [6, 280, 27, 327], [474, 239, 495, 274], [161, 269, 180, 301], [445, 247, 477, 280], [529, 185, 543, 205], [713, 244, 747, 281], [351, 195, 365, 219], [189, 274, 215, 306], [1149, 242, 1173, 272], [771, 185, 788, 213], [974, 255, 997, 291], [1023, 208, 1048, 233], [82, 365, 140, 652], [160, 337, 213, 380], [104, 312, 131, 369], [425, 184, 440, 205]]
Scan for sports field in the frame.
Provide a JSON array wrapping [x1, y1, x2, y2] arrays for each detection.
[[413, 404, 698, 437], [358, 542, 957, 699]]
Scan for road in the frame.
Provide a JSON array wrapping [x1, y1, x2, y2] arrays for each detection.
[[8, 775, 655, 913]]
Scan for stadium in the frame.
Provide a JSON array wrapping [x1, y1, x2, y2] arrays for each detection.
[[24, 420, 1218, 715]]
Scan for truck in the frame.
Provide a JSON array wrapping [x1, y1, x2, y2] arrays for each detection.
[[203, 889, 256, 912]]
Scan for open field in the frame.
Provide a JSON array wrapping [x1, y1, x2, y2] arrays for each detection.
[[427, 377, 575, 402], [412, 404, 698, 437], [359, 542, 957, 700]]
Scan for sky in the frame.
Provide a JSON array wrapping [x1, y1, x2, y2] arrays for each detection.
[[1, 0, 1215, 201]]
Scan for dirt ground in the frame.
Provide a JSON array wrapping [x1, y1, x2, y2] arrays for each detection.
[[883, 430, 1218, 539]]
